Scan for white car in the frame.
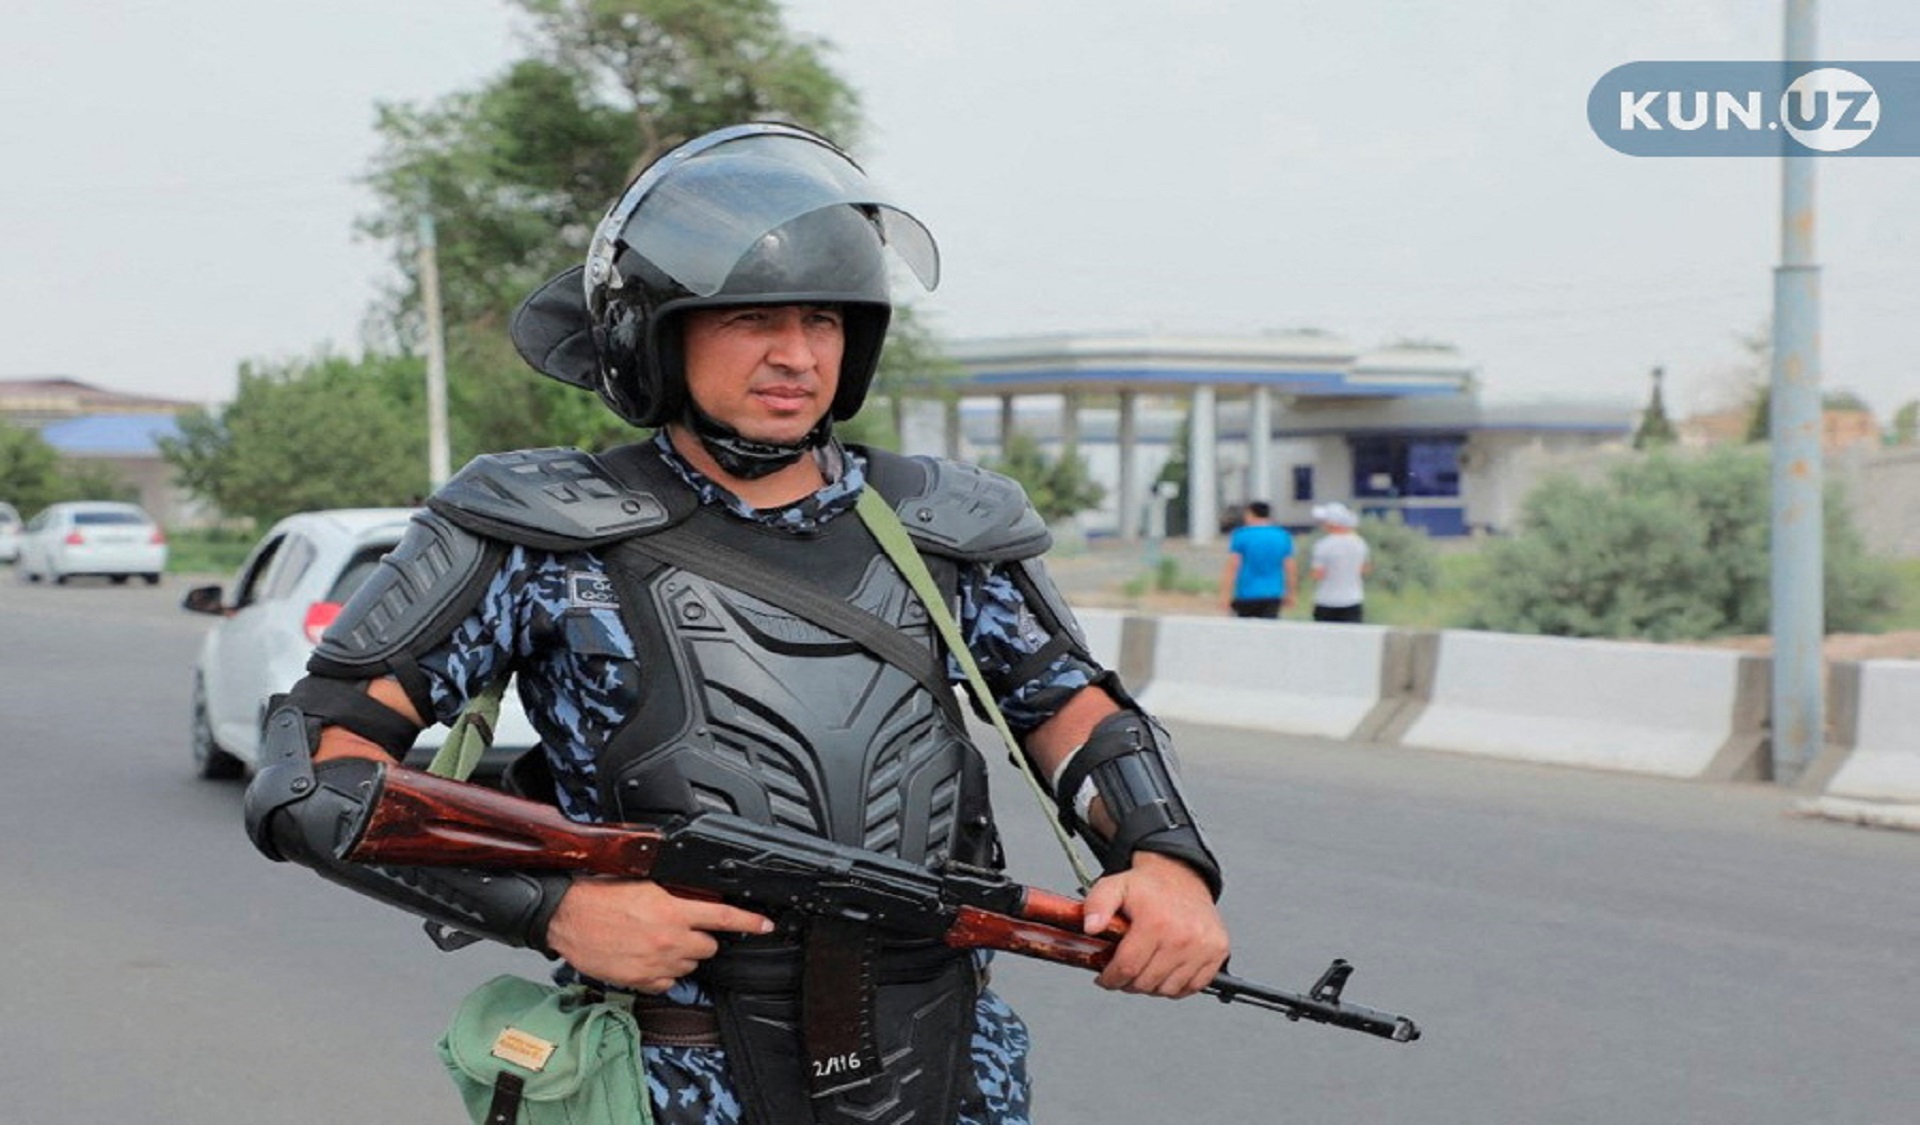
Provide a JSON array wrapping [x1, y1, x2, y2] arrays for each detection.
[[16, 501, 168, 585], [179, 508, 537, 780], [0, 501, 21, 563]]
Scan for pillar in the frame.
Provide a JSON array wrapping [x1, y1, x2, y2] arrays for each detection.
[[1189, 384, 1218, 544], [1248, 386, 1274, 505], [1117, 390, 1141, 540]]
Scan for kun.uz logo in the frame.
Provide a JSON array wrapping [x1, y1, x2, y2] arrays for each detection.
[[1588, 62, 1920, 155]]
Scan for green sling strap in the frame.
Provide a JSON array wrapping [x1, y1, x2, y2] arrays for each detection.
[[854, 487, 1095, 890], [428, 674, 505, 781]]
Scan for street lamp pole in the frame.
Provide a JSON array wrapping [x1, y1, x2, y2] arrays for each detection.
[[417, 209, 451, 490], [1768, 0, 1824, 782]]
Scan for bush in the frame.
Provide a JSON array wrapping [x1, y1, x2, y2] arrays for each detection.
[[1350, 512, 1440, 595], [1465, 447, 1898, 640], [984, 432, 1104, 525]]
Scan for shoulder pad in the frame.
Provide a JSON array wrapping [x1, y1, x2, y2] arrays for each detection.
[[428, 447, 677, 551], [308, 509, 503, 686], [865, 449, 1052, 562]]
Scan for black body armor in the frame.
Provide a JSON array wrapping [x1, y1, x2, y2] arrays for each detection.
[[427, 442, 1052, 1125]]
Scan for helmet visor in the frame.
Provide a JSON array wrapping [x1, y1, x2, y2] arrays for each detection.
[[589, 130, 939, 301]]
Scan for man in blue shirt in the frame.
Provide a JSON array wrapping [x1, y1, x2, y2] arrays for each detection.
[[1220, 500, 1296, 618]]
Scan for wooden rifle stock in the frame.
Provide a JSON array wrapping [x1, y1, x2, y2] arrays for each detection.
[[346, 762, 666, 873], [344, 763, 1420, 1043]]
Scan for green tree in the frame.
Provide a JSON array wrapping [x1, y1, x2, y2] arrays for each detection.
[[1466, 447, 1897, 640], [1737, 320, 1772, 442], [1154, 416, 1191, 537], [357, 0, 863, 458], [986, 432, 1104, 525], [161, 354, 431, 526], [57, 462, 141, 504], [839, 305, 963, 451], [0, 421, 140, 513], [0, 420, 68, 514], [1748, 385, 1876, 444], [1892, 400, 1920, 446], [1746, 384, 1770, 443], [1633, 366, 1677, 450]]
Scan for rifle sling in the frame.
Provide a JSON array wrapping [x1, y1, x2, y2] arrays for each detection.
[[855, 489, 1098, 890], [610, 521, 957, 712]]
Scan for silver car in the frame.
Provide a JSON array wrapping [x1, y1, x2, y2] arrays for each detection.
[[16, 501, 168, 585], [179, 508, 536, 780], [0, 501, 21, 563]]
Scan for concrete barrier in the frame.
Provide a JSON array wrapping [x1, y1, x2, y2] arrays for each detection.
[[1134, 615, 1393, 739], [1817, 659, 1920, 802], [1070, 608, 1127, 672], [1393, 630, 1764, 778]]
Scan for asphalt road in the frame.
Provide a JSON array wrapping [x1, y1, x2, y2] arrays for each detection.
[[3, 573, 1917, 1124]]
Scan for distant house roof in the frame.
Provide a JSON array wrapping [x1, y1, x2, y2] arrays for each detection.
[[37, 413, 185, 456], [0, 377, 197, 425]]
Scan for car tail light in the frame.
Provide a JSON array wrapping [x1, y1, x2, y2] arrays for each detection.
[[64, 531, 85, 546], [304, 602, 344, 645], [150, 528, 167, 545]]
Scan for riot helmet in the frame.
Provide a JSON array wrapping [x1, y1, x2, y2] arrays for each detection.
[[511, 123, 939, 431]]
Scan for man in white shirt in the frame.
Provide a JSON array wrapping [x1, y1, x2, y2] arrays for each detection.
[[1309, 502, 1371, 623]]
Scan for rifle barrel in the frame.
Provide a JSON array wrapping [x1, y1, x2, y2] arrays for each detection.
[[1205, 970, 1421, 1043]]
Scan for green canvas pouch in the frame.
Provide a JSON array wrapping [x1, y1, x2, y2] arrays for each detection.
[[437, 973, 653, 1125]]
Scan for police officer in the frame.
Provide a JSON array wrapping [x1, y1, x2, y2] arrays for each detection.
[[243, 123, 1228, 1125]]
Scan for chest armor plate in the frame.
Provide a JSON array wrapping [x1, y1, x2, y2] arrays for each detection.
[[597, 507, 996, 869]]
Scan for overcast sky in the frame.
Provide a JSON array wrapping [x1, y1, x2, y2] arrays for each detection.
[[4, 0, 1916, 419]]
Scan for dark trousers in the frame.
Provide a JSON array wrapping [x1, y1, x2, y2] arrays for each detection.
[[1231, 598, 1282, 619], [1312, 603, 1364, 623]]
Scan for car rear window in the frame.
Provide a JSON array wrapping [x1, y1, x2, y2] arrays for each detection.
[[73, 510, 150, 526]]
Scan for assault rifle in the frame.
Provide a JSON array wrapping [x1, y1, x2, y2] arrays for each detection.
[[339, 761, 1421, 1044]]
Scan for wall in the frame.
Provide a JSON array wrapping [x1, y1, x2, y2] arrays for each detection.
[[1831, 444, 1920, 558]]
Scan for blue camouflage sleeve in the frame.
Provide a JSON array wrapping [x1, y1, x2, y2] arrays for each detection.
[[954, 561, 1103, 734], [407, 552, 532, 725], [409, 546, 618, 727]]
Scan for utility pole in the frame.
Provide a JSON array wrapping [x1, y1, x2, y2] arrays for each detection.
[[417, 208, 452, 489], [1768, 0, 1824, 782]]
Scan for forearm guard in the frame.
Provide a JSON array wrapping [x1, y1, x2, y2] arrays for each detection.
[[243, 704, 570, 954], [1054, 711, 1224, 899]]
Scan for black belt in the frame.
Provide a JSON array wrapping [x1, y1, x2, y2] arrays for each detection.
[[586, 992, 723, 1047]]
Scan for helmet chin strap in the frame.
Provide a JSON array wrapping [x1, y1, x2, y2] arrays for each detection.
[[685, 405, 834, 481]]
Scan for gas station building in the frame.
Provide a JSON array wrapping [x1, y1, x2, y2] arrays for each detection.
[[919, 333, 1634, 543]]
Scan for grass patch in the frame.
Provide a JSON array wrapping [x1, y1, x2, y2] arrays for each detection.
[[1359, 549, 1484, 629], [1874, 557, 1920, 632], [1120, 556, 1214, 598], [166, 525, 258, 576]]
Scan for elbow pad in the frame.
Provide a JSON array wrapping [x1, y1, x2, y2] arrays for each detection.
[[1053, 711, 1224, 900], [243, 704, 570, 953]]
